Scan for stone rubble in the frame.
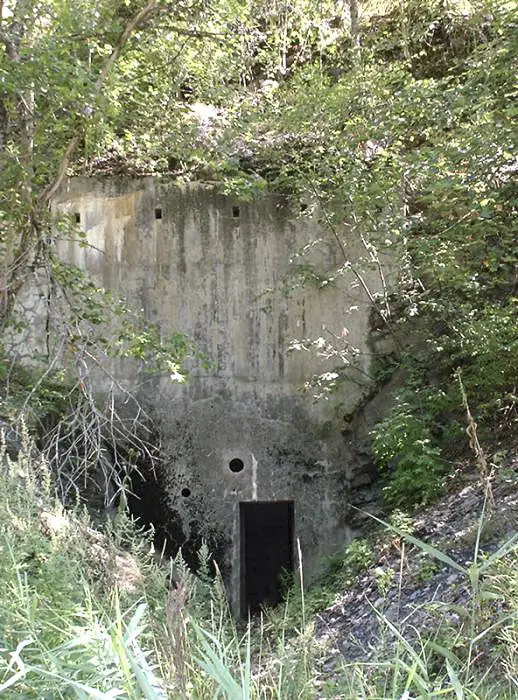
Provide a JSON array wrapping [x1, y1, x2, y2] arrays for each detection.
[[315, 455, 518, 663]]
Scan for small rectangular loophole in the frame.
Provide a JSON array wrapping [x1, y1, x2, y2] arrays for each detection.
[[155, 207, 162, 220], [232, 206, 240, 218], [74, 212, 81, 224]]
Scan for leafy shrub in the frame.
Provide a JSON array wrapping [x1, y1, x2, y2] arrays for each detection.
[[343, 537, 376, 574], [0, 436, 171, 697], [388, 509, 415, 535], [316, 537, 376, 597], [414, 553, 440, 583], [373, 565, 396, 596], [371, 396, 448, 508]]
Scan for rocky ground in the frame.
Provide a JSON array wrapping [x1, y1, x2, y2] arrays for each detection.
[[315, 452, 518, 664]]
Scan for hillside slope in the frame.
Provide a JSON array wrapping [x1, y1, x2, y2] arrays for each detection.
[[317, 454, 517, 664]]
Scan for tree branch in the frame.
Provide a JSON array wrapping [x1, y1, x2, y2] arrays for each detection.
[[40, 0, 159, 204]]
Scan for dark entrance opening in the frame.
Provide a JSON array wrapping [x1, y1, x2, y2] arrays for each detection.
[[126, 469, 175, 557], [124, 467, 229, 578], [240, 501, 294, 617]]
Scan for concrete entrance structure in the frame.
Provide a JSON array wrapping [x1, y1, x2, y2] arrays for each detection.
[[16, 177, 393, 614]]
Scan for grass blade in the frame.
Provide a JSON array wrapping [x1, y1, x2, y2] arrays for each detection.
[[446, 659, 464, 700], [356, 508, 466, 574], [478, 533, 518, 573]]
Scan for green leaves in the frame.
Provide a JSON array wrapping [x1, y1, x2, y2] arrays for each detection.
[[371, 392, 449, 507], [193, 623, 252, 700]]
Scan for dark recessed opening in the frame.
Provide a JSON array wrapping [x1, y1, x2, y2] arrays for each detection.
[[229, 458, 244, 473], [125, 469, 223, 572], [240, 501, 294, 616], [300, 203, 308, 213], [232, 206, 240, 218], [125, 467, 175, 557], [74, 212, 81, 224], [121, 443, 227, 577], [155, 207, 162, 220]]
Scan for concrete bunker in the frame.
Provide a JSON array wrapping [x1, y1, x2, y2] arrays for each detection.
[[9, 177, 396, 615]]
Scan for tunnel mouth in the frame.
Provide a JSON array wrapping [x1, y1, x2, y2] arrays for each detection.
[[240, 500, 294, 617], [124, 467, 228, 578], [125, 468, 176, 557]]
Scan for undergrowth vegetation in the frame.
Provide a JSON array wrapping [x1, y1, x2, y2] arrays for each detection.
[[93, 0, 517, 511], [0, 438, 516, 697], [201, 0, 517, 509]]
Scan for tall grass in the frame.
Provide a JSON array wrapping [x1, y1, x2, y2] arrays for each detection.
[[184, 506, 517, 698], [0, 435, 170, 697], [0, 434, 516, 698]]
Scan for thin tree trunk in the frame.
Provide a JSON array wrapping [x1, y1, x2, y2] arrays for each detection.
[[0, 0, 160, 329], [41, 0, 158, 203], [349, 0, 360, 49]]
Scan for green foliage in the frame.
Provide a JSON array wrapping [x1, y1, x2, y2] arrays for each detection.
[[414, 553, 441, 583], [365, 507, 518, 673], [0, 345, 74, 423], [189, 506, 518, 698], [3, 0, 516, 510], [0, 0, 202, 365], [311, 537, 375, 606], [166, 0, 516, 507], [48, 248, 196, 379], [373, 565, 396, 596], [2, 1, 517, 696], [388, 509, 416, 535], [342, 537, 376, 575], [371, 391, 449, 507], [0, 437, 171, 697]]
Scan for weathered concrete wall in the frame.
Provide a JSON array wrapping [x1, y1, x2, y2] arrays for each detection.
[[14, 176, 395, 613]]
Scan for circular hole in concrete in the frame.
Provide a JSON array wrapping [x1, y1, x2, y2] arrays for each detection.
[[181, 487, 191, 498], [228, 458, 244, 473]]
